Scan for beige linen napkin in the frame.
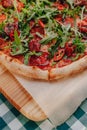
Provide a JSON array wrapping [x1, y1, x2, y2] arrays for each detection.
[[13, 70, 87, 126]]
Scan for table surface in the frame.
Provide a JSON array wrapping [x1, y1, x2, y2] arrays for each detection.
[[0, 93, 87, 130]]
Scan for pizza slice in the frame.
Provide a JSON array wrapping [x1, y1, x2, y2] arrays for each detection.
[[0, 0, 87, 80]]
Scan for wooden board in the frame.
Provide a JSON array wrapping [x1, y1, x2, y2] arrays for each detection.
[[0, 63, 47, 121]]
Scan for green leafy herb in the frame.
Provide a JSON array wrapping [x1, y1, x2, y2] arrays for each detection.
[[73, 36, 86, 53], [60, 24, 71, 47], [48, 37, 62, 59], [80, 6, 85, 20], [66, 0, 74, 9], [11, 30, 28, 56], [40, 34, 57, 44]]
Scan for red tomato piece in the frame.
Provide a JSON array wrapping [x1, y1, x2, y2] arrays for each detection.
[[17, 1, 24, 12], [54, 49, 65, 61], [0, 14, 6, 24], [29, 39, 41, 52], [58, 59, 72, 68], [29, 52, 49, 69]]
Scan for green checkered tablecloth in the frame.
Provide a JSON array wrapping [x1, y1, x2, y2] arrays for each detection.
[[0, 93, 87, 130]]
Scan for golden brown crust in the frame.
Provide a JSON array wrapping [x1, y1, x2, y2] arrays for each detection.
[[49, 55, 87, 80], [0, 51, 87, 80], [0, 51, 49, 80]]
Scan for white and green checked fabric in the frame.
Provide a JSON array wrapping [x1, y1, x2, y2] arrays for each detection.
[[0, 93, 87, 130]]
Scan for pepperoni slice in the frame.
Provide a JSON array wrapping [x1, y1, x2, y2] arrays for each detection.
[[4, 22, 19, 41], [29, 39, 41, 52], [1, 0, 13, 8], [29, 52, 49, 69], [78, 20, 87, 32], [65, 42, 75, 57]]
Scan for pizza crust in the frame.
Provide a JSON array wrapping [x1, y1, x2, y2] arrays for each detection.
[[49, 55, 87, 80], [0, 52, 49, 80], [0, 51, 87, 80]]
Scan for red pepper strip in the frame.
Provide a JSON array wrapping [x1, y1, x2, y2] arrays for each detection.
[[38, 20, 45, 28], [54, 49, 65, 61]]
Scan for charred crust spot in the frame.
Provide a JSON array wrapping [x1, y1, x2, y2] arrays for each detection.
[[9, 58, 13, 62]]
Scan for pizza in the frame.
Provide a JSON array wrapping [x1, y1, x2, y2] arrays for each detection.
[[0, 0, 87, 80]]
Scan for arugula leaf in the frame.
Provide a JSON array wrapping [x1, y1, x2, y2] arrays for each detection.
[[73, 36, 86, 53], [40, 34, 57, 44], [13, 0, 20, 20], [80, 6, 85, 20], [62, 6, 81, 18], [48, 37, 62, 59], [66, 0, 74, 9], [14, 30, 21, 46], [21, 0, 26, 4], [11, 30, 29, 56], [60, 24, 71, 47]]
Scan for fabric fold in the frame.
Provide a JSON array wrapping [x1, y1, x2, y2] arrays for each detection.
[[14, 70, 87, 126]]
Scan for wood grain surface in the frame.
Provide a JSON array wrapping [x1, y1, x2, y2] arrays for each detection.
[[0, 64, 47, 121]]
